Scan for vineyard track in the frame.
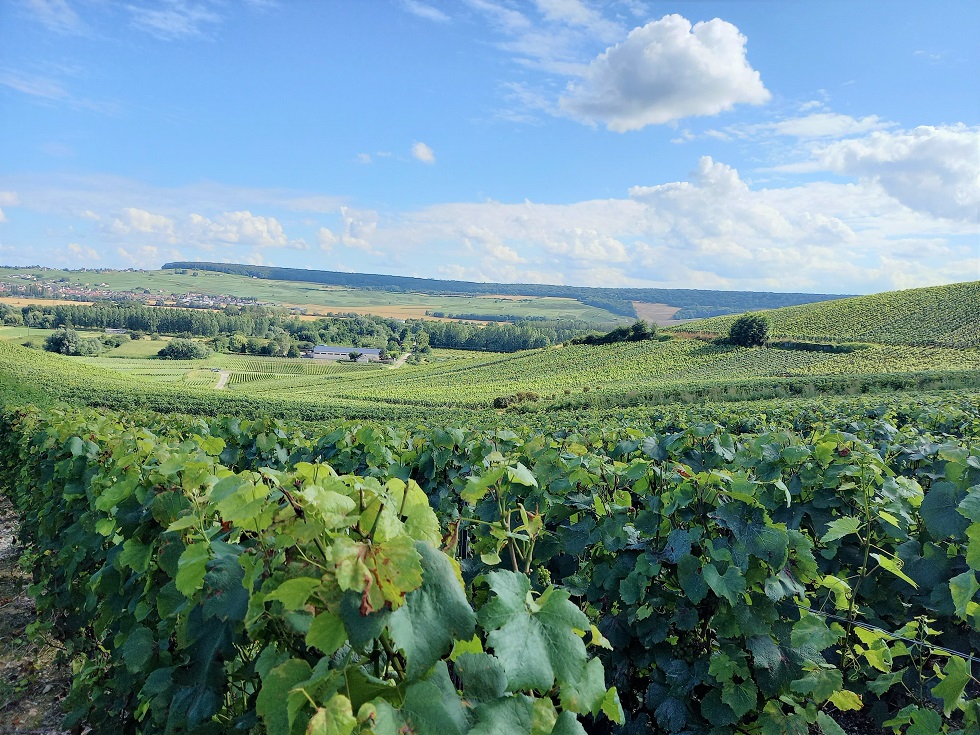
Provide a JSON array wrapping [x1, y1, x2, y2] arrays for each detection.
[[214, 371, 230, 390], [0, 495, 69, 734]]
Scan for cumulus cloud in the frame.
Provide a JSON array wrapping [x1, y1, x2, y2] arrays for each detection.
[[810, 125, 980, 222], [412, 141, 436, 164], [560, 15, 770, 131], [187, 211, 307, 249], [108, 207, 176, 240], [67, 242, 100, 261], [0, 209, 6, 223]]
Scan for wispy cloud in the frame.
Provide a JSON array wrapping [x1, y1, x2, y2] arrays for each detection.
[[126, 1, 222, 40], [20, 0, 86, 34], [0, 68, 123, 115], [402, 0, 450, 23]]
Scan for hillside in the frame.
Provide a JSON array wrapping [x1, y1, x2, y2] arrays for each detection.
[[160, 261, 848, 319], [673, 280, 980, 347]]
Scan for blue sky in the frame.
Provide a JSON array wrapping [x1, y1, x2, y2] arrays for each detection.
[[0, 0, 977, 294]]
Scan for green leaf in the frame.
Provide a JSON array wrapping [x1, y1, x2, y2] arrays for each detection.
[[455, 653, 507, 702], [166, 514, 199, 532], [175, 541, 210, 597], [870, 553, 918, 589], [677, 553, 707, 604], [559, 656, 606, 716], [816, 711, 847, 735], [958, 487, 980, 523], [821, 516, 862, 544], [791, 614, 842, 652], [702, 563, 745, 605], [306, 611, 346, 656], [506, 462, 538, 488], [932, 655, 971, 716], [121, 625, 155, 673], [386, 478, 441, 545], [307, 695, 356, 735], [791, 666, 843, 701], [949, 570, 979, 618], [469, 695, 534, 735], [550, 710, 589, 735], [721, 679, 758, 718], [920, 481, 969, 539], [265, 577, 321, 611], [600, 687, 625, 725], [828, 690, 862, 711], [478, 571, 589, 694], [389, 542, 477, 681], [256, 659, 313, 735]]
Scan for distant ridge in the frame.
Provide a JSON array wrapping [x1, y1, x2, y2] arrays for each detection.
[[675, 281, 980, 348], [161, 261, 849, 320]]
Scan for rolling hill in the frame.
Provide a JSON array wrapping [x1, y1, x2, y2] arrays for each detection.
[[673, 280, 980, 348]]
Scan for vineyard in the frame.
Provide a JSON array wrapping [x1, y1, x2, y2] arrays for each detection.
[[1, 395, 978, 733], [675, 281, 980, 348]]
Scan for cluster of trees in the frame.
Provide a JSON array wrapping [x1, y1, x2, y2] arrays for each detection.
[[3, 300, 623, 356], [43, 327, 129, 357], [158, 338, 212, 360], [570, 320, 658, 345]]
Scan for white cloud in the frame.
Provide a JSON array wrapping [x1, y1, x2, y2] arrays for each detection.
[[0, 209, 6, 223], [726, 113, 896, 141], [187, 211, 306, 249], [560, 15, 770, 131], [402, 1, 450, 23], [22, 0, 85, 34], [108, 207, 176, 240], [126, 1, 222, 40], [317, 226, 337, 251], [811, 125, 980, 222], [67, 242, 100, 261], [412, 141, 436, 164], [0, 192, 19, 207]]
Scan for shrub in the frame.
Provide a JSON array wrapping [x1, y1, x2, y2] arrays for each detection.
[[729, 313, 769, 347]]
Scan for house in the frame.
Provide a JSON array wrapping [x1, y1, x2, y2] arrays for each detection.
[[306, 345, 382, 362]]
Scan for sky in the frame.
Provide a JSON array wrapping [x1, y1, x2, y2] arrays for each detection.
[[0, 0, 977, 294]]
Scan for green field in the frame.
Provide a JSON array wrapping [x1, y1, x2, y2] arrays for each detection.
[[0, 267, 628, 323]]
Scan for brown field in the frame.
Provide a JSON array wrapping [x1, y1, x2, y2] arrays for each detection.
[[0, 297, 95, 307], [632, 301, 683, 326]]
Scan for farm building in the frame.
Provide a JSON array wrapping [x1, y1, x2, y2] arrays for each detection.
[[306, 344, 382, 362]]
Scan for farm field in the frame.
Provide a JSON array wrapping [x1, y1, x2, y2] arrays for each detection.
[[0, 267, 630, 324]]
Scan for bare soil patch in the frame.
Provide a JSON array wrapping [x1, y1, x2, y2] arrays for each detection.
[[632, 301, 683, 326], [0, 495, 69, 734]]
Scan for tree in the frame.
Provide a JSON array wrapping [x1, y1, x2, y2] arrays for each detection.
[[348, 351, 362, 362], [729, 313, 769, 347], [158, 338, 212, 360], [45, 327, 80, 355]]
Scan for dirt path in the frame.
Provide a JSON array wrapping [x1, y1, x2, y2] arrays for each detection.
[[0, 495, 69, 734], [214, 371, 230, 390], [390, 352, 411, 369]]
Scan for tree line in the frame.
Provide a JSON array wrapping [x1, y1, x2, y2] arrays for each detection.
[[2, 301, 601, 355]]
